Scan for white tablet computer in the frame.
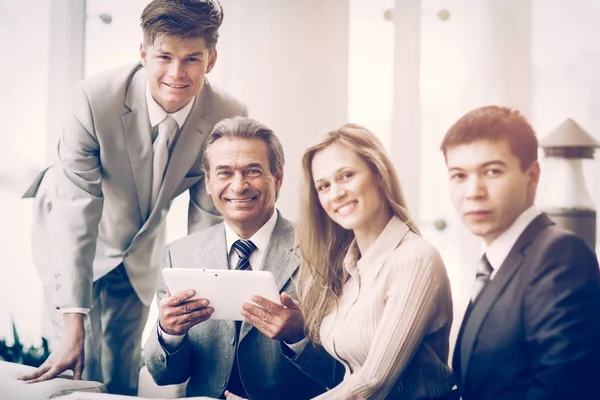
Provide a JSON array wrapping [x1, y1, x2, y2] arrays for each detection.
[[162, 268, 281, 320]]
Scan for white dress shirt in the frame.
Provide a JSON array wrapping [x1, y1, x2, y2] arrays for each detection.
[[484, 205, 541, 279], [146, 83, 195, 133], [314, 216, 453, 399], [61, 84, 196, 316]]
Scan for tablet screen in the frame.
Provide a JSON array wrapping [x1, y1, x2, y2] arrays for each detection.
[[162, 268, 281, 320]]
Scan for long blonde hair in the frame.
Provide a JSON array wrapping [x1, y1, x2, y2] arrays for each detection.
[[297, 123, 420, 343]]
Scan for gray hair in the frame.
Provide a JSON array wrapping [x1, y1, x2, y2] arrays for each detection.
[[202, 116, 285, 177]]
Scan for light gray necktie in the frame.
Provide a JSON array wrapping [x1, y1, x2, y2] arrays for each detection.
[[470, 254, 494, 302], [151, 115, 178, 208]]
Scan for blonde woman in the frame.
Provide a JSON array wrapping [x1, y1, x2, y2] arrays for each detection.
[[295, 124, 456, 400]]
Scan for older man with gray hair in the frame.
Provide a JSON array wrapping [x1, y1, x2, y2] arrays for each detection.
[[144, 116, 340, 399]]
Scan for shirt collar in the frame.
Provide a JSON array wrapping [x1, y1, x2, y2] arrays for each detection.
[[484, 205, 541, 271], [145, 82, 195, 128], [344, 216, 410, 278], [224, 209, 279, 256]]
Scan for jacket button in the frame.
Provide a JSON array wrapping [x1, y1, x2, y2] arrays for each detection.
[[54, 273, 60, 279], [55, 283, 61, 290], [159, 354, 165, 363], [46, 202, 52, 212]]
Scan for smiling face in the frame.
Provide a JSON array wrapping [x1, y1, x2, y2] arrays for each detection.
[[141, 35, 216, 113], [205, 138, 282, 238], [446, 139, 540, 245], [311, 143, 392, 242]]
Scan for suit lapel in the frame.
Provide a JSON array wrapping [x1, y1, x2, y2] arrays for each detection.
[[148, 81, 214, 219], [259, 214, 298, 293], [459, 249, 525, 385], [458, 214, 554, 387], [122, 65, 152, 220], [196, 223, 229, 271], [240, 213, 298, 340]]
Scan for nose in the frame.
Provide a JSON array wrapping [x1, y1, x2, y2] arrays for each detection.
[[168, 60, 185, 79], [230, 172, 248, 193], [465, 175, 485, 199], [331, 183, 347, 201]]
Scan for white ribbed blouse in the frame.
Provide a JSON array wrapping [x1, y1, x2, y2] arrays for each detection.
[[315, 217, 455, 400]]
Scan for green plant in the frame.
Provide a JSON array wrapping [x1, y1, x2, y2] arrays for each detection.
[[0, 318, 50, 367]]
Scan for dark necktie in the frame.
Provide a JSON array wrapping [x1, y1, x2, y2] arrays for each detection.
[[471, 254, 494, 302], [225, 239, 257, 399], [233, 239, 257, 271]]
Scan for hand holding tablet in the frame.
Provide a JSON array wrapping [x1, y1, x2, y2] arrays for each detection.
[[162, 268, 281, 321]]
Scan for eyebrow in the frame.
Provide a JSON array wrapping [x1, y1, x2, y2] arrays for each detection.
[[313, 166, 352, 183], [244, 163, 264, 169], [158, 50, 204, 58], [448, 160, 507, 172], [214, 162, 264, 171]]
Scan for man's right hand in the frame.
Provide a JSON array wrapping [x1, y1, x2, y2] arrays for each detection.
[[19, 313, 85, 383], [159, 289, 213, 335]]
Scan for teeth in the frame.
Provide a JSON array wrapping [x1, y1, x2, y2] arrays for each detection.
[[337, 202, 356, 214], [229, 198, 253, 203], [165, 83, 186, 88]]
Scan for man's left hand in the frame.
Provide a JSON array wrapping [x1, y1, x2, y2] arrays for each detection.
[[241, 292, 305, 343]]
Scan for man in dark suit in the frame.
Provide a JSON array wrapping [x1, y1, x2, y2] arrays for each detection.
[[144, 116, 338, 399], [441, 105, 600, 400]]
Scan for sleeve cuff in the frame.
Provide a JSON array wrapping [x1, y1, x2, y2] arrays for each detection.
[[60, 307, 90, 315], [284, 336, 310, 354], [158, 324, 186, 353]]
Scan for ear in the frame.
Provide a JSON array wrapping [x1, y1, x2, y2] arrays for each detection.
[[206, 48, 218, 74], [274, 171, 284, 191], [526, 161, 541, 198], [140, 43, 148, 67], [527, 161, 541, 185], [205, 172, 212, 195]]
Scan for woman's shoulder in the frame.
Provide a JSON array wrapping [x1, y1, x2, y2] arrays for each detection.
[[397, 231, 442, 259], [385, 232, 446, 274]]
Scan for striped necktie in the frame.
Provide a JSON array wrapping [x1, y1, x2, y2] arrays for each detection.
[[233, 239, 257, 271], [471, 254, 494, 302]]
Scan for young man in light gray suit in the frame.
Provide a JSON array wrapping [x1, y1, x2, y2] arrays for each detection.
[[144, 117, 340, 400], [20, 0, 246, 395]]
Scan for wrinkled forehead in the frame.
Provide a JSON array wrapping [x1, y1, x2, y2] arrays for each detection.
[[207, 138, 270, 170]]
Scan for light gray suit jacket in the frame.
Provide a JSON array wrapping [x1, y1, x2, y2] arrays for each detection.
[[144, 213, 339, 399], [24, 63, 247, 309]]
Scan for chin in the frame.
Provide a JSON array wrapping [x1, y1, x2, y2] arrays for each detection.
[[334, 217, 358, 231], [471, 227, 492, 240]]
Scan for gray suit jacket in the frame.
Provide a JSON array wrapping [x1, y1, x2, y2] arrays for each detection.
[[24, 63, 247, 309], [144, 213, 338, 399]]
